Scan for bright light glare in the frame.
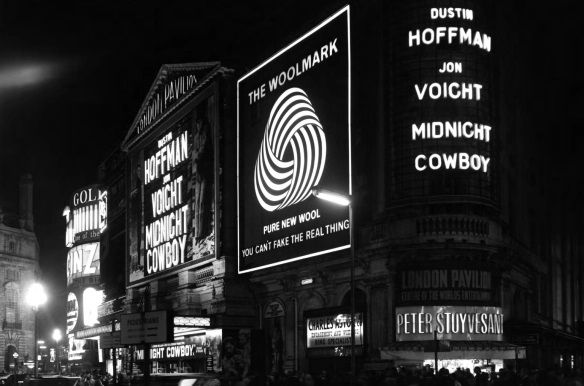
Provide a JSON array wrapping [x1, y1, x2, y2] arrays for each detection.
[[52, 329, 62, 343], [312, 189, 350, 206], [25, 282, 47, 308]]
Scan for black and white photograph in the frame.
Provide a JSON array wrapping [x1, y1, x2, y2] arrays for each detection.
[[0, 1, 582, 385]]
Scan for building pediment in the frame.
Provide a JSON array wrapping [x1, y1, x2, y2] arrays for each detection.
[[122, 62, 222, 150]]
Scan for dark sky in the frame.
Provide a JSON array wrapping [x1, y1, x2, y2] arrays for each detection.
[[0, 0, 581, 340], [0, 0, 345, 340]]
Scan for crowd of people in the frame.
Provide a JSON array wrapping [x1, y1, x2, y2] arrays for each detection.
[[243, 366, 584, 386]]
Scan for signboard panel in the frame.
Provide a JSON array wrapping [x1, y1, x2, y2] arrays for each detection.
[[395, 305, 504, 342], [100, 332, 123, 349], [66, 243, 100, 285], [238, 6, 351, 273], [120, 311, 170, 344], [397, 266, 500, 306], [64, 185, 105, 247], [306, 312, 363, 349]]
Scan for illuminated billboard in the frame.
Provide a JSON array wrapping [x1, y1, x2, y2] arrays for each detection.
[[126, 68, 220, 286], [390, 1, 495, 200], [237, 6, 351, 273], [306, 313, 363, 349], [66, 292, 79, 334], [128, 126, 192, 284], [64, 185, 106, 247], [66, 242, 100, 285], [395, 305, 504, 342], [83, 287, 104, 327]]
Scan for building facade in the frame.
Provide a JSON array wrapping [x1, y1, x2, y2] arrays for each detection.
[[0, 175, 41, 372], [91, 0, 584, 379]]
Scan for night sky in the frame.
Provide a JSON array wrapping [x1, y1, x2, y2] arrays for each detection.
[[0, 1, 581, 340]]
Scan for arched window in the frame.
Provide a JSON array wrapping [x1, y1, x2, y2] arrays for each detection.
[[4, 282, 21, 329], [341, 288, 367, 311]]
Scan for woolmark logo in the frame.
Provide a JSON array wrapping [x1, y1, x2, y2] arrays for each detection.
[[254, 88, 327, 212]]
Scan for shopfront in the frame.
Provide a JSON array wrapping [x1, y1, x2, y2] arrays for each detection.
[[383, 264, 524, 371]]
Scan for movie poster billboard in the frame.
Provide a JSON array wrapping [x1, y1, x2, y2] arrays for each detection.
[[127, 98, 216, 286], [238, 6, 351, 273]]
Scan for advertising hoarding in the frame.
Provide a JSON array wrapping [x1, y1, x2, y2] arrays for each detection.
[[306, 312, 363, 349], [127, 96, 217, 286], [237, 6, 351, 273], [395, 305, 504, 342]]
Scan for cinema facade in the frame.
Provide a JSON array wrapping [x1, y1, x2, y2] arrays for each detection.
[[92, 0, 584, 379]]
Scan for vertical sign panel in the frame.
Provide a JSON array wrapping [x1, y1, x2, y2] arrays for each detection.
[[238, 6, 351, 273]]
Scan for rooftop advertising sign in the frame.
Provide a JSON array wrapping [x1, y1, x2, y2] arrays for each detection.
[[395, 305, 504, 342], [237, 6, 351, 273]]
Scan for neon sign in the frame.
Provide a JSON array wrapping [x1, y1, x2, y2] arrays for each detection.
[[406, 6, 493, 176], [395, 306, 504, 342], [64, 185, 106, 247]]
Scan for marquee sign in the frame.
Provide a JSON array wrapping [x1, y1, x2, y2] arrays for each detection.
[[395, 305, 504, 342], [237, 6, 351, 273], [306, 313, 363, 349]]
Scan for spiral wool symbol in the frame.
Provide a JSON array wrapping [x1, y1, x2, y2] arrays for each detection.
[[254, 87, 327, 212]]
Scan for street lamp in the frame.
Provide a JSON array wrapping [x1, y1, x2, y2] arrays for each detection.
[[311, 188, 355, 383], [25, 282, 47, 378], [12, 352, 19, 375], [52, 329, 62, 375]]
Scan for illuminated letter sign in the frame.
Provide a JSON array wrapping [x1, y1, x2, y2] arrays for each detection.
[[66, 242, 100, 285], [238, 6, 351, 273], [395, 306, 504, 342], [306, 313, 363, 349], [64, 185, 105, 247], [128, 126, 193, 285], [391, 3, 494, 199]]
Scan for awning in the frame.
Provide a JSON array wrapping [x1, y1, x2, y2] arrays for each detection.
[[380, 341, 526, 361]]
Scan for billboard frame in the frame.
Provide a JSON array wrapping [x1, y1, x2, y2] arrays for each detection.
[[237, 5, 351, 274]]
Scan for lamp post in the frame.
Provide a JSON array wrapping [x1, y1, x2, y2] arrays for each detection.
[[52, 329, 62, 375], [311, 189, 355, 384], [13, 352, 19, 375], [25, 282, 47, 378]]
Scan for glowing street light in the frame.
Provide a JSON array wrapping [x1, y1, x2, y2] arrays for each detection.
[[25, 282, 47, 378], [52, 329, 62, 375], [311, 188, 351, 206], [312, 188, 356, 384]]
